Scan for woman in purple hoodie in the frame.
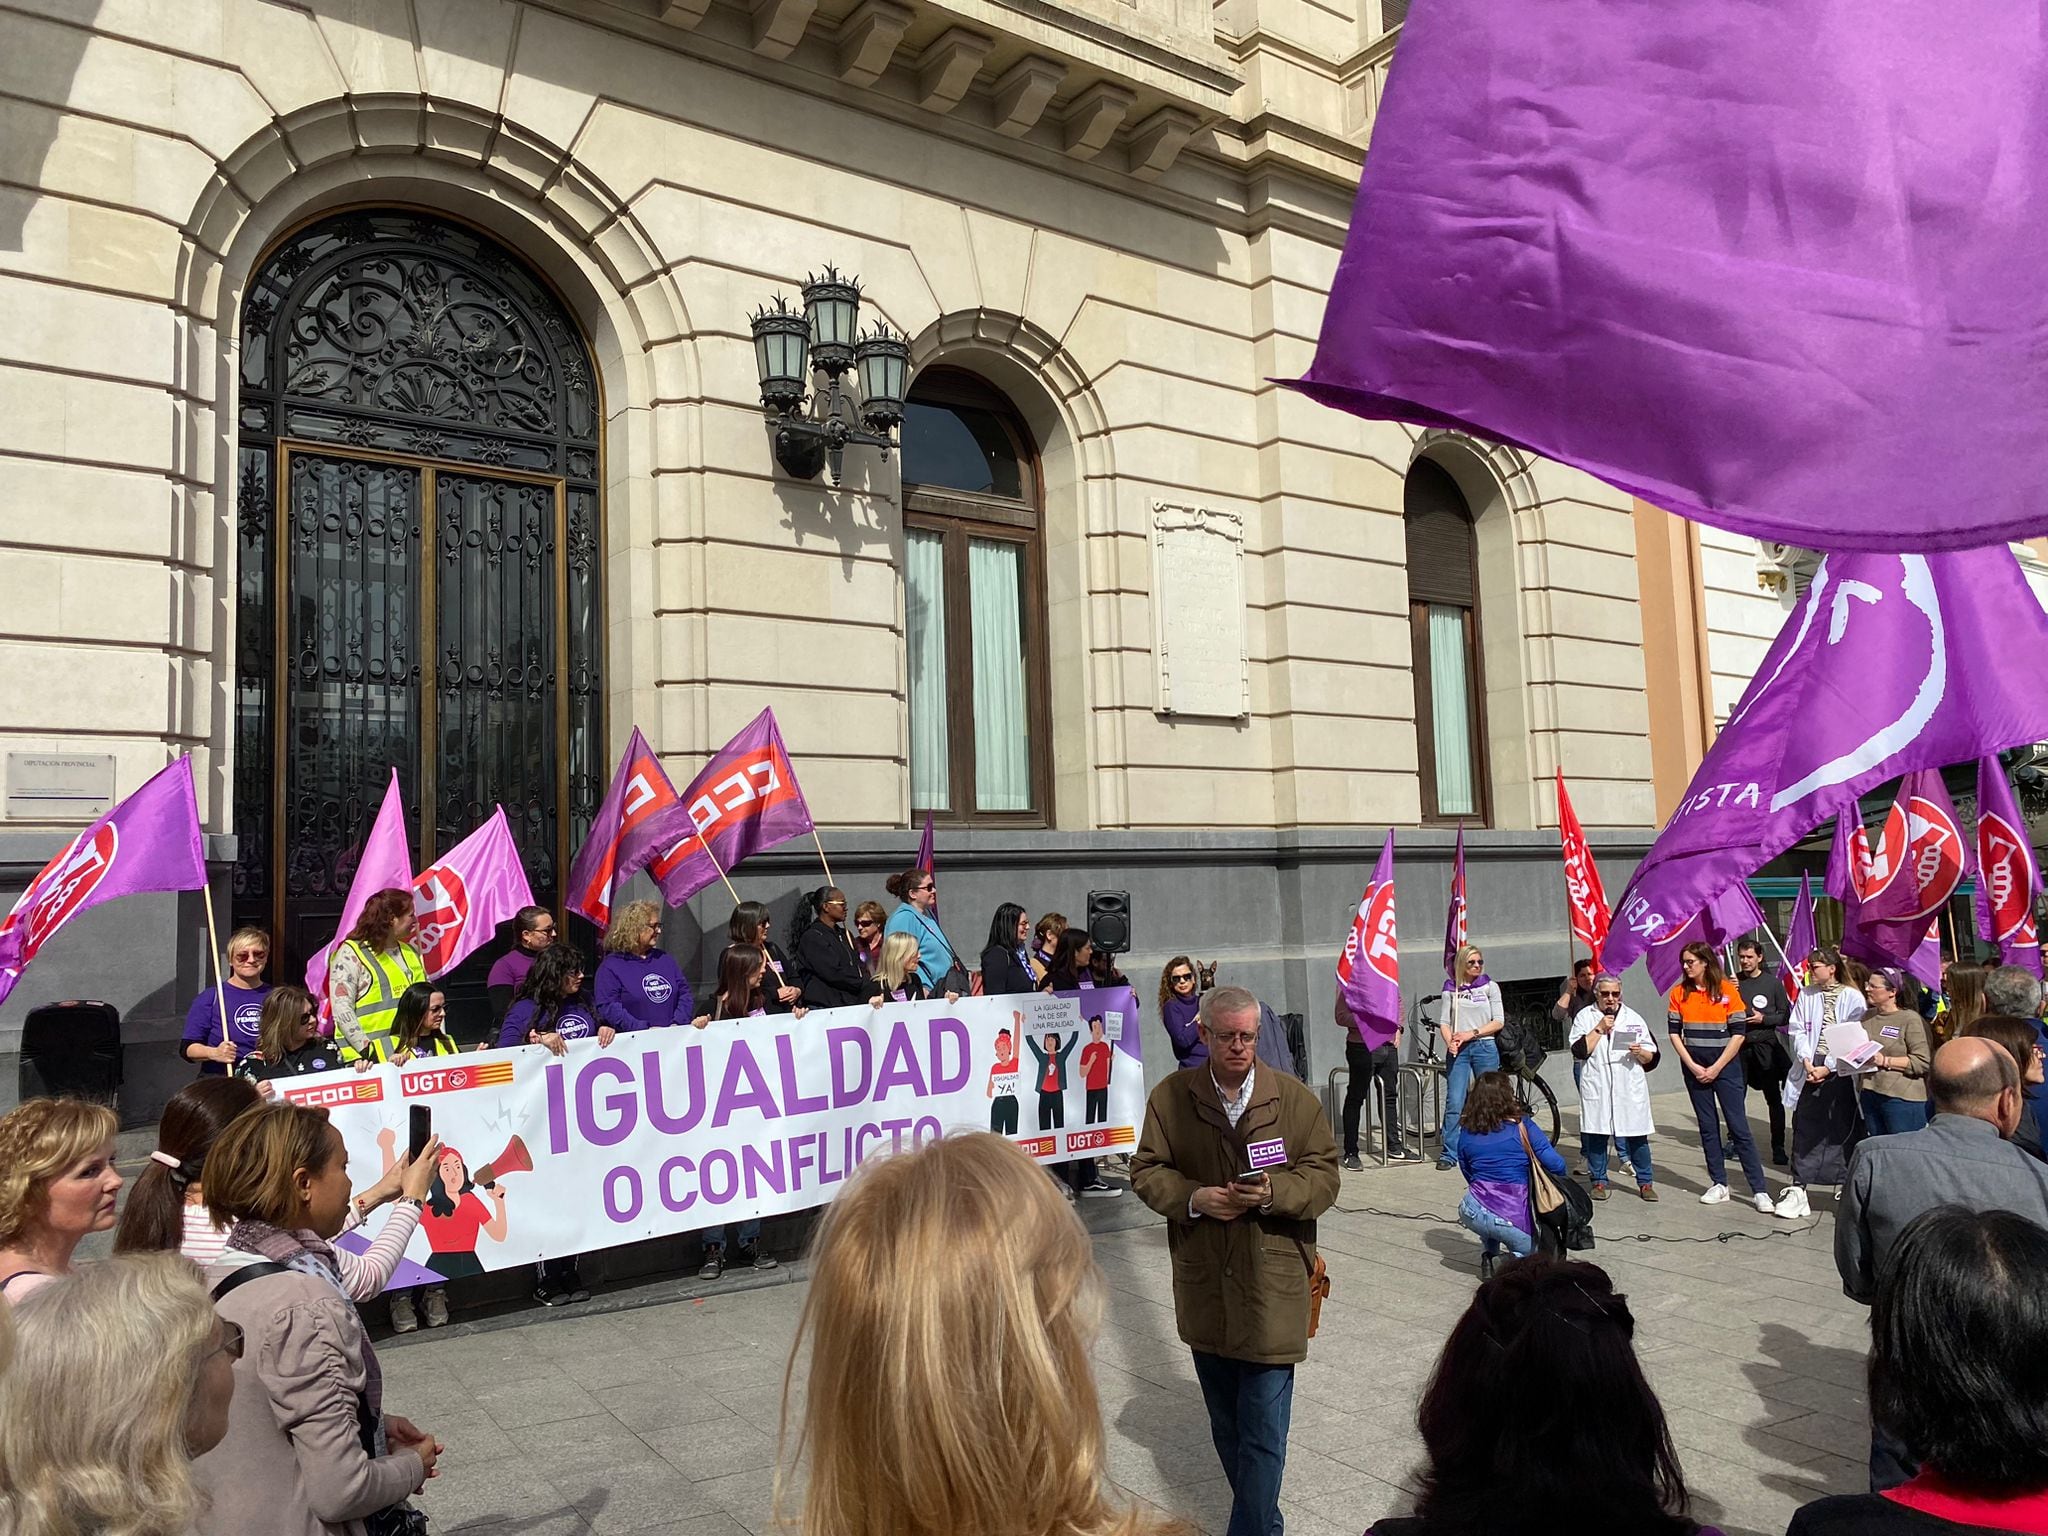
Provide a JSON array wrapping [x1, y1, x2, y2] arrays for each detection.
[[594, 900, 690, 1034], [1158, 955, 1207, 1069]]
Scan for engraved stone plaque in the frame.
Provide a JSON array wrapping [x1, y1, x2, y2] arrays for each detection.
[[1151, 502, 1249, 718]]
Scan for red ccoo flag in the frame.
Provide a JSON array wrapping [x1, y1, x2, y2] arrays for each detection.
[[1556, 770, 1612, 966]]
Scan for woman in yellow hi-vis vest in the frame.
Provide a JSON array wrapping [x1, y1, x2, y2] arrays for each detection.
[[328, 888, 428, 1064]]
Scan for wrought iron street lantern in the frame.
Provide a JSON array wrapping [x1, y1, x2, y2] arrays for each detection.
[[749, 266, 910, 484]]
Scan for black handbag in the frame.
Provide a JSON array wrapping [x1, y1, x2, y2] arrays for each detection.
[[1520, 1124, 1596, 1254]]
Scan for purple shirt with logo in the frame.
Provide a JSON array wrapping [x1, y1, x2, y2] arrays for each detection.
[[181, 983, 272, 1075], [593, 949, 689, 1033], [497, 996, 600, 1048]]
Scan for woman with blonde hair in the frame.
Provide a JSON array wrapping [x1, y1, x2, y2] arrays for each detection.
[[595, 898, 692, 1033], [180, 922, 272, 1075], [777, 1133, 1177, 1536], [1937, 962, 1988, 1048], [194, 1102, 441, 1535], [0, 1251, 240, 1536], [0, 1098, 122, 1304]]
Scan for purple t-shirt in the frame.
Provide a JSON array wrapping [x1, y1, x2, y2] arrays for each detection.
[[496, 996, 599, 1048], [182, 984, 271, 1075], [486, 947, 536, 995], [593, 949, 689, 1032]]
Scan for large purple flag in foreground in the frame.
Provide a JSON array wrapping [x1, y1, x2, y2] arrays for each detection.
[[1297, 2, 2048, 553], [1605, 549, 2048, 978], [0, 758, 207, 1006]]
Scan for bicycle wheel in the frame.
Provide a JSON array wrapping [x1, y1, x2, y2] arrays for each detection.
[[1516, 1071, 1562, 1146]]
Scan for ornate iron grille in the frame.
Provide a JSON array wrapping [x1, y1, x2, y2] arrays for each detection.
[[234, 210, 603, 969]]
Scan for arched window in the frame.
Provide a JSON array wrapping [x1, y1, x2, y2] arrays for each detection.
[[901, 370, 1049, 824], [1405, 457, 1489, 824], [232, 209, 604, 973]]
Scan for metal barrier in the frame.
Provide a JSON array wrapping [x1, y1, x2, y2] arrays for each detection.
[[1325, 1059, 1445, 1165]]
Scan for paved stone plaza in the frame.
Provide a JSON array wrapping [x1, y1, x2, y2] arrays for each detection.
[[345, 1087, 1868, 1536]]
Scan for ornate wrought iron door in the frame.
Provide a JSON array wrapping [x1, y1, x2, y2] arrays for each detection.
[[234, 210, 603, 972]]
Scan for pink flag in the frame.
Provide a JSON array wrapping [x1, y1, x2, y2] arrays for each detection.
[[306, 770, 414, 1006], [566, 728, 681, 927], [0, 757, 207, 1006], [916, 810, 937, 917], [1338, 831, 1401, 1051], [1976, 756, 2043, 978], [1556, 771, 1611, 966], [635, 709, 816, 905], [412, 809, 535, 979], [1645, 882, 1767, 993], [1441, 826, 1468, 980]]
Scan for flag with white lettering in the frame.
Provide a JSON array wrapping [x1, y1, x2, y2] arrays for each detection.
[[1975, 755, 2043, 977], [1338, 830, 1401, 1051], [1556, 770, 1611, 966], [1644, 881, 1767, 993], [1604, 549, 2048, 978], [413, 809, 535, 980], [635, 710, 816, 906], [0, 757, 207, 1006], [567, 728, 681, 927]]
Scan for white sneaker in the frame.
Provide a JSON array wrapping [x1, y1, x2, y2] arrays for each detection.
[[1698, 1183, 1730, 1205], [422, 1287, 450, 1328], [390, 1292, 418, 1333], [1774, 1186, 1811, 1220], [1751, 1191, 1775, 1214]]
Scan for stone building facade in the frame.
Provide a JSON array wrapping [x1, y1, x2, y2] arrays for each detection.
[[0, 0, 1682, 1112]]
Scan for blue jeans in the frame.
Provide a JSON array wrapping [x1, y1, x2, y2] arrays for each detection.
[[1439, 1038, 1501, 1164], [1861, 1091, 1931, 1137], [1458, 1190, 1537, 1259], [1683, 1059, 1767, 1195], [1584, 1133, 1654, 1188], [1191, 1351, 1294, 1536], [702, 1218, 760, 1250]]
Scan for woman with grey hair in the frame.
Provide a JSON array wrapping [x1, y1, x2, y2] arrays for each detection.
[[1570, 975, 1660, 1200]]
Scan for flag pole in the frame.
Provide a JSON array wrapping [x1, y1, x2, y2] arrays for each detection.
[[694, 828, 743, 906], [202, 882, 231, 1046], [810, 829, 837, 889]]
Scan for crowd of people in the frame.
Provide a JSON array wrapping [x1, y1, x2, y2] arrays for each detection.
[[11, 969, 2048, 1536]]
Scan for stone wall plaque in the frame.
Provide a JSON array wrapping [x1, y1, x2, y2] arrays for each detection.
[[5, 752, 118, 822], [1151, 502, 1250, 718]]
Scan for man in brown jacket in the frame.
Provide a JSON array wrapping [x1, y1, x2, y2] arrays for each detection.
[[1130, 984, 1340, 1536]]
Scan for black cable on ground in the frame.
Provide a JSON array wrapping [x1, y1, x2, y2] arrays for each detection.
[[1335, 1204, 1825, 1244]]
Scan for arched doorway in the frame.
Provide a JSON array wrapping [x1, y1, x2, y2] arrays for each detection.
[[231, 209, 605, 974]]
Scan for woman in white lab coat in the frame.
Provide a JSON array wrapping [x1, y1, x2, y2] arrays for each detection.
[[1773, 943, 1867, 1220], [1570, 975, 1660, 1201]]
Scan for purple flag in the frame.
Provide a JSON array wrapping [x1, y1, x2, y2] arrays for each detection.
[[1781, 873, 1817, 1003], [1605, 549, 2048, 977], [566, 728, 680, 927], [916, 810, 936, 917], [1297, 1, 2048, 553], [1834, 770, 1972, 981], [634, 710, 815, 905], [1975, 756, 2044, 977], [1338, 831, 1401, 1051], [1645, 882, 1767, 994], [0, 758, 208, 1006], [1442, 826, 1468, 980]]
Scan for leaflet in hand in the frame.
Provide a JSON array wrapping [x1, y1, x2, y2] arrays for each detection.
[[1608, 1019, 1645, 1050], [1823, 1021, 1881, 1074]]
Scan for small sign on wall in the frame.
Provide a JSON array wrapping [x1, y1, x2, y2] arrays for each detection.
[[5, 753, 118, 822], [1151, 501, 1251, 719]]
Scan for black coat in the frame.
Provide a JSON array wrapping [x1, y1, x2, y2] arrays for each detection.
[[980, 943, 1037, 998], [797, 923, 879, 1009]]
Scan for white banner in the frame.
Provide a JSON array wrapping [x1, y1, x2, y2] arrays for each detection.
[[280, 989, 1149, 1285]]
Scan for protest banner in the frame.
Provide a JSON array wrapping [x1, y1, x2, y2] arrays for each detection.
[[280, 987, 1148, 1287]]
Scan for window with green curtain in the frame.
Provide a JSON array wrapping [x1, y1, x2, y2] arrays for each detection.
[[905, 527, 949, 811], [1427, 604, 1477, 817], [968, 538, 1030, 812]]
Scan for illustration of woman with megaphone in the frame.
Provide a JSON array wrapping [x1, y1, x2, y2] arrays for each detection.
[[419, 1136, 524, 1281]]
